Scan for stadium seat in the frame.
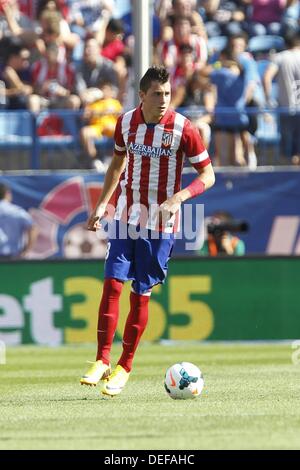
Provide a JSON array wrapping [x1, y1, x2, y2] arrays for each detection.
[[255, 111, 281, 163], [256, 112, 280, 142], [95, 136, 114, 154], [0, 111, 33, 148], [207, 36, 228, 55], [36, 111, 79, 149], [248, 35, 285, 55], [33, 111, 81, 169]]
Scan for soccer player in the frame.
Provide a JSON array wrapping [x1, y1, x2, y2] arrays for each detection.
[[80, 66, 215, 396]]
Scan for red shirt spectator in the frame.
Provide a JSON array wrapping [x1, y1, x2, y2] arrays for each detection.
[[101, 38, 125, 62], [158, 16, 207, 80], [171, 44, 196, 88], [31, 42, 75, 97], [251, 0, 286, 25], [101, 18, 125, 62]]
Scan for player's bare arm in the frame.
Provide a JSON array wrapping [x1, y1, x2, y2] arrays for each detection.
[[159, 163, 215, 219], [87, 153, 126, 231]]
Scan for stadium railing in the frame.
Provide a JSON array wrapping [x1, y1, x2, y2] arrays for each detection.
[[0, 107, 295, 170]]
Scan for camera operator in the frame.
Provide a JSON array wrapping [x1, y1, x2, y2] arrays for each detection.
[[199, 211, 247, 256]]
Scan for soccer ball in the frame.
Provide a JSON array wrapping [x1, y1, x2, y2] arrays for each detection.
[[164, 362, 204, 400]]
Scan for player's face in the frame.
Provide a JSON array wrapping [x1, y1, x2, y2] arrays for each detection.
[[140, 80, 171, 123]]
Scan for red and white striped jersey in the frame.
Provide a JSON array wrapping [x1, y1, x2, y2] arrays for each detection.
[[113, 105, 211, 233], [31, 58, 74, 96], [159, 35, 208, 81]]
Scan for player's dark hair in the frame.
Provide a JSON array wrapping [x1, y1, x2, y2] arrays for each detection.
[[139, 66, 169, 93], [0, 183, 9, 200]]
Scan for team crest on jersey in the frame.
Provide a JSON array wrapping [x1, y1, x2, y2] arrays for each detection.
[[162, 132, 173, 147]]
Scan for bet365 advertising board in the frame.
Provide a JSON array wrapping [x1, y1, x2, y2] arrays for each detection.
[[0, 257, 299, 345]]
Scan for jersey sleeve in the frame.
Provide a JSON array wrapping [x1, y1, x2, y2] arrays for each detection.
[[182, 118, 211, 170], [114, 114, 126, 156]]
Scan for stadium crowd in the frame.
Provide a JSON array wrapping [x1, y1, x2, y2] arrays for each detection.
[[1, 0, 300, 169]]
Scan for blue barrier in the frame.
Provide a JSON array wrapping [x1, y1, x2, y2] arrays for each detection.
[[0, 110, 115, 170], [0, 107, 298, 169]]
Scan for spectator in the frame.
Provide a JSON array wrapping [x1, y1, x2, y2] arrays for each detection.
[[283, 0, 300, 32], [36, 1, 76, 44], [199, 0, 248, 37], [30, 41, 80, 112], [224, 33, 262, 89], [35, 9, 79, 58], [1, 0, 37, 44], [17, 0, 69, 21], [36, 0, 70, 21], [100, 18, 125, 62], [80, 80, 122, 171], [0, 40, 34, 110], [198, 210, 246, 256], [171, 46, 215, 148], [246, 0, 287, 36], [220, 33, 262, 168], [201, 58, 252, 166], [158, 16, 207, 81], [159, 0, 206, 39], [0, 182, 37, 259], [171, 44, 197, 94], [75, 37, 119, 103], [263, 30, 300, 164], [3, 6, 79, 57], [68, 0, 115, 39]]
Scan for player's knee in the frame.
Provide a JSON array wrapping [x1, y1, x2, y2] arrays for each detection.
[[104, 278, 124, 296]]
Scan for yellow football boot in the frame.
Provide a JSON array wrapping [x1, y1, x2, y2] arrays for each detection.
[[80, 360, 111, 386], [101, 365, 130, 396]]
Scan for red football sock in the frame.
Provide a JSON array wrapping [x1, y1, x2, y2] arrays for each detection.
[[118, 291, 150, 372], [96, 278, 124, 364]]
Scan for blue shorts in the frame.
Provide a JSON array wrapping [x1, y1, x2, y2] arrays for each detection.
[[104, 221, 175, 294]]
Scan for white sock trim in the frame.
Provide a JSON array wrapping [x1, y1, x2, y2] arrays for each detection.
[[131, 288, 151, 296]]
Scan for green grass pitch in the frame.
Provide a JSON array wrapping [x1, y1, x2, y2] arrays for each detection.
[[0, 342, 299, 450]]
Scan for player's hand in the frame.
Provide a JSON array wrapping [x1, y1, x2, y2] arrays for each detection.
[[159, 196, 181, 226], [87, 204, 107, 231]]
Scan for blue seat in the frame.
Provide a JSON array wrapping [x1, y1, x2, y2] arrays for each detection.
[[255, 110, 281, 163], [36, 111, 79, 149], [255, 111, 281, 163], [0, 111, 33, 148], [248, 35, 285, 55], [207, 36, 228, 55], [95, 136, 114, 154]]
